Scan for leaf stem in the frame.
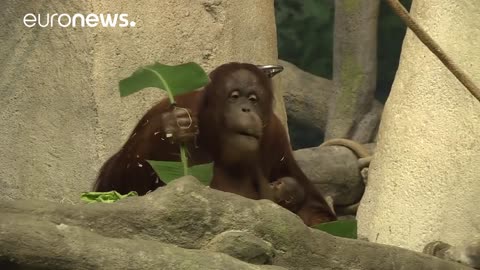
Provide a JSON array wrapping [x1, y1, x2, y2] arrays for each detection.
[[179, 144, 188, 176], [144, 66, 187, 174], [144, 67, 176, 103]]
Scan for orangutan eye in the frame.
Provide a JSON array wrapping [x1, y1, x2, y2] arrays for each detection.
[[248, 94, 258, 103], [230, 90, 240, 100]]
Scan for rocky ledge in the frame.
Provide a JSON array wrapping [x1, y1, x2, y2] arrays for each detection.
[[0, 176, 471, 270]]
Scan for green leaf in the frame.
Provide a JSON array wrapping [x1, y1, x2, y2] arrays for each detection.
[[120, 61, 209, 179], [119, 62, 209, 101], [147, 160, 213, 186], [313, 220, 357, 239], [188, 163, 214, 186], [80, 191, 138, 203], [147, 160, 185, 184], [303, 0, 330, 24]]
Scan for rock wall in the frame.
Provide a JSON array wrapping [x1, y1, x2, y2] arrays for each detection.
[[0, 0, 282, 201], [357, 0, 480, 251]]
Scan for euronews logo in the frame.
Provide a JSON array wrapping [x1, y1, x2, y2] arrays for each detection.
[[23, 13, 136, 28]]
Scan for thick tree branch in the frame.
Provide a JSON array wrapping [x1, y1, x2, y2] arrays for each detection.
[[280, 60, 333, 132]]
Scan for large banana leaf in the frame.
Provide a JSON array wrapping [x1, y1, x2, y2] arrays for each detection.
[[120, 62, 211, 185], [147, 160, 213, 186], [119, 62, 209, 102]]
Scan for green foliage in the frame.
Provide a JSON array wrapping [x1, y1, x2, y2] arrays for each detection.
[[119, 62, 209, 102], [148, 160, 213, 186], [313, 219, 357, 239], [81, 191, 138, 203], [275, 0, 412, 101], [275, 0, 334, 79], [376, 0, 412, 102]]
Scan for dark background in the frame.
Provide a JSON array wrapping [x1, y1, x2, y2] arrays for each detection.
[[275, 0, 412, 149]]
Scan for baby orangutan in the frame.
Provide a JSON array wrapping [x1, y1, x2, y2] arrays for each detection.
[[271, 177, 306, 212]]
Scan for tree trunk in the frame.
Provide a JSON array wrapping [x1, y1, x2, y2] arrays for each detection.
[[325, 0, 380, 143], [357, 0, 480, 252]]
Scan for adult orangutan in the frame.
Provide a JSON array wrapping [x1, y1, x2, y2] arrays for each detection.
[[93, 62, 336, 225]]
